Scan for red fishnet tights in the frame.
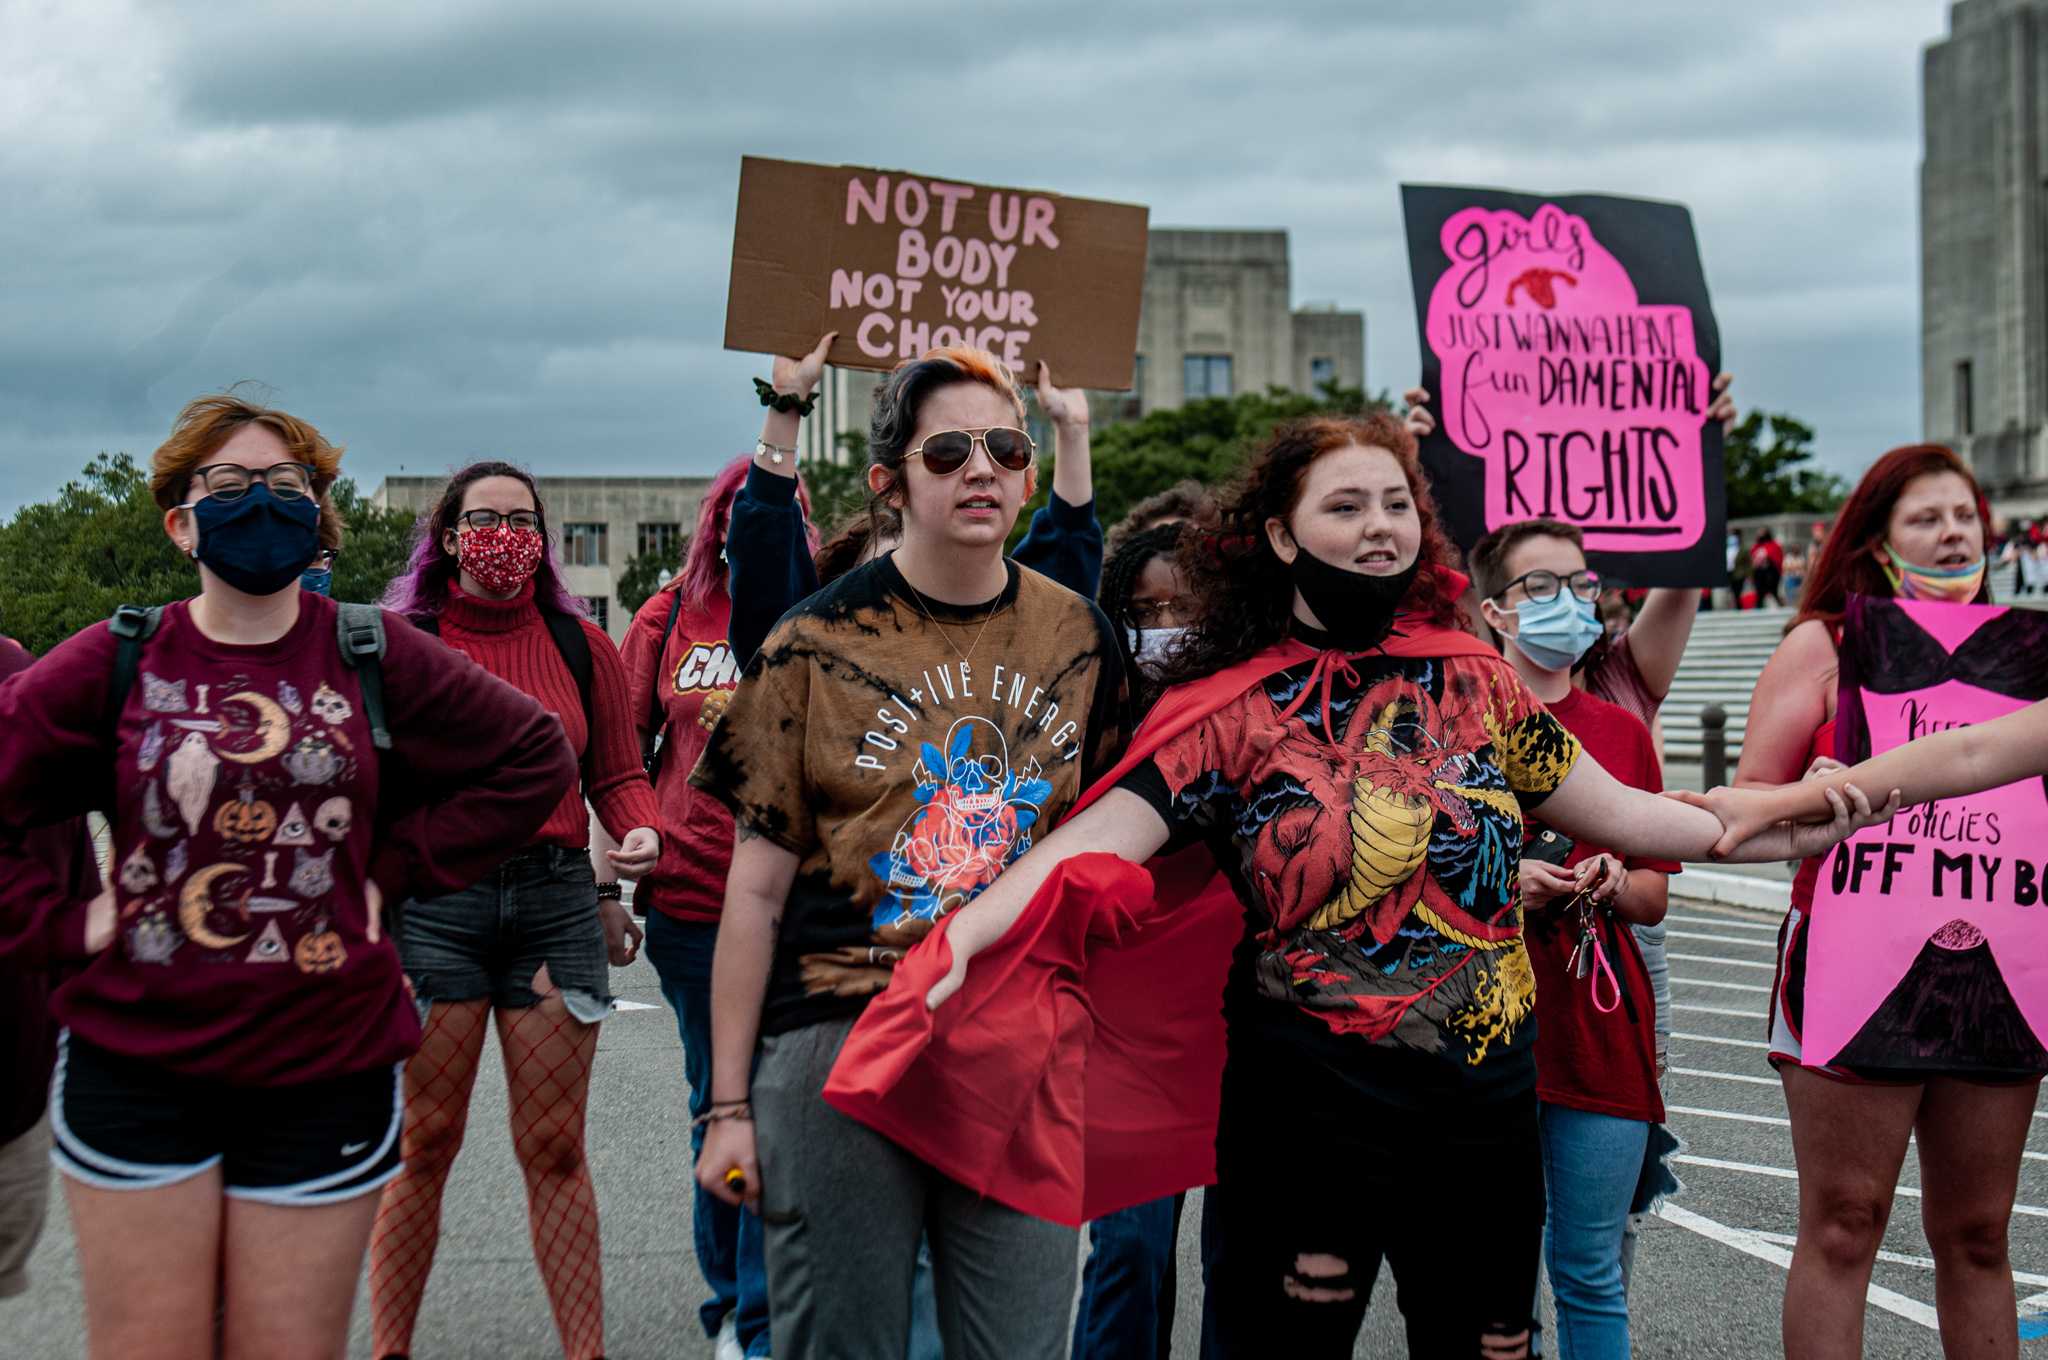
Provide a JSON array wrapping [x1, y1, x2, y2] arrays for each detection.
[[368, 997, 605, 1360]]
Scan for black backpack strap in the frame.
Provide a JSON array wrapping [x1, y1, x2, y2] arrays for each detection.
[[334, 603, 392, 750], [106, 605, 165, 727], [542, 608, 596, 781], [641, 589, 686, 773]]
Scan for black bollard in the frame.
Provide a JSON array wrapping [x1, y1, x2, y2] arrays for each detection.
[[1701, 702, 1727, 791]]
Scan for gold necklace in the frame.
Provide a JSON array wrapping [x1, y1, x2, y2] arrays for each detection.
[[902, 579, 1003, 664]]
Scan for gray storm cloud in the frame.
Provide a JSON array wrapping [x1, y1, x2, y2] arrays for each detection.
[[0, 0, 1944, 509]]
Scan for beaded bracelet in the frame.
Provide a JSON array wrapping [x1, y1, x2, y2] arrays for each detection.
[[595, 880, 623, 901], [754, 377, 817, 417]]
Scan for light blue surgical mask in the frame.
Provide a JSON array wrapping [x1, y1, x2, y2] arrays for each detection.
[[1508, 592, 1603, 671]]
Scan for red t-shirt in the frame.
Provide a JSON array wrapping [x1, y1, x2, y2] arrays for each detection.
[[1526, 686, 1677, 1122], [620, 584, 740, 922]]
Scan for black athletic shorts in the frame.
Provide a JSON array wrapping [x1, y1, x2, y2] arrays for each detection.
[[50, 1031, 403, 1205]]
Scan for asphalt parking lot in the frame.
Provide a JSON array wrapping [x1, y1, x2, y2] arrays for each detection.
[[11, 896, 2046, 1356]]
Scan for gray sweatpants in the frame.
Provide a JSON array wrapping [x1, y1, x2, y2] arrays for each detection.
[[0, 1112, 51, 1298], [752, 1015, 1077, 1360]]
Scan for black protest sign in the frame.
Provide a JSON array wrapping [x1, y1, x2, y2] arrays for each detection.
[[1401, 184, 1724, 587]]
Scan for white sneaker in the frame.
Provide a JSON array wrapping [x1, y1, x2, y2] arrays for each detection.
[[715, 1314, 745, 1360]]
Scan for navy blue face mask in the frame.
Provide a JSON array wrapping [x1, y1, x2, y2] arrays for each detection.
[[299, 563, 334, 596], [187, 484, 322, 596]]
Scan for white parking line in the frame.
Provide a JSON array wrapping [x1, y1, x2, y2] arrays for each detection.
[[1675, 1155, 2048, 1219], [1672, 1031, 1769, 1050], [1674, 1003, 1759, 1019], [1674, 976, 1772, 994], [1654, 1203, 1938, 1331], [1750, 1233, 2048, 1289], [1666, 930, 1777, 948], [614, 1000, 660, 1012], [1667, 952, 1776, 970], [1669, 1103, 1789, 1128], [1670, 1094, 2048, 1165], [1671, 1066, 1779, 1086], [1667, 914, 1780, 932]]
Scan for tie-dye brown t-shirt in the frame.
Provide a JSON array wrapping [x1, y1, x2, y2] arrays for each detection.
[[691, 555, 1129, 1035]]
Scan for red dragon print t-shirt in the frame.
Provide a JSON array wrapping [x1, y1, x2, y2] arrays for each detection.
[[691, 555, 1128, 1036], [1118, 643, 1581, 1107]]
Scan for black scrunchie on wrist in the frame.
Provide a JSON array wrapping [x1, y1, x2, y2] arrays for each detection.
[[754, 377, 817, 417]]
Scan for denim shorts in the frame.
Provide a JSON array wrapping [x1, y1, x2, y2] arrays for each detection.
[[398, 845, 612, 1022]]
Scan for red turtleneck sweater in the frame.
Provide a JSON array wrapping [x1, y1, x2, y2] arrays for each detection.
[[433, 583, 659, 847]]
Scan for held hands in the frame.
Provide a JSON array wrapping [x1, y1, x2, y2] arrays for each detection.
[[607, 826, 661, 879], [1664, 782, 1901, 862], [696, 1114, 760, 1211], [771, 333, 836, 402], [599, 898, 643, 967]]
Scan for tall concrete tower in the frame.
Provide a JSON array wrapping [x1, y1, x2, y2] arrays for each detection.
[[1924, 0, 2048, 512]]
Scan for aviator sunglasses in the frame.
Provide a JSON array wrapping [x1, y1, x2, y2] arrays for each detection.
[[905, 426, 1036, 476]]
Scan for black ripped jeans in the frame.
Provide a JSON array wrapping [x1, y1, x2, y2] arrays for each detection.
[[1203, 1055, 1545, 1357]]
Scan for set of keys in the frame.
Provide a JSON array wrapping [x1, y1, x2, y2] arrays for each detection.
[[1562, 888, 1623, 1014]]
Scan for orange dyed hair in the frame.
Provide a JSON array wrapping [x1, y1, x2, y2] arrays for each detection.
[[151, 393, 347, 549], [867, 346, 1028, 468]]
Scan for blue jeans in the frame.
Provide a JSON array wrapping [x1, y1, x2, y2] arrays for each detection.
[[1538, 1102, 1649, 1360], [1071, 1195, 1184, 1360], [643, 910, 771, 1357]]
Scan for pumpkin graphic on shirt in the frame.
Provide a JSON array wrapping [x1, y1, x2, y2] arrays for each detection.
[[867, 718, 1051, 927]]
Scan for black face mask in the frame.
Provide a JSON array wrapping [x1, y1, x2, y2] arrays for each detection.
[[189, 485, 321, 596], [1287, 544, 1421, 651]]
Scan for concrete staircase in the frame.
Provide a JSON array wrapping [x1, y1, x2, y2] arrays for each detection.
[[1659, 606, 1792, 768]]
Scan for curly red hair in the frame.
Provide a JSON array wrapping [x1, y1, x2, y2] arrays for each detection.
[[1156, 412, 1468, 686]]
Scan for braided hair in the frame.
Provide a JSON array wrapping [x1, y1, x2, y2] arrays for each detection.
[[1099, 521, 1189, 707], [1099, 522, 1187, 633]]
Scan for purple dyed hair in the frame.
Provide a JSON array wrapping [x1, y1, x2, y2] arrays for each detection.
[[669, 455, 819, 617], [381, 460, 587, 620]]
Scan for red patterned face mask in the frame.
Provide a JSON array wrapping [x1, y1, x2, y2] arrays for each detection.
[[457, 524, 544, 594]]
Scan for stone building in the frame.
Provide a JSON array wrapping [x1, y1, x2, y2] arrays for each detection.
[[805, 226, 1366, 462], [371, 474, 712, 642], [1922, 0, 2048, 513]]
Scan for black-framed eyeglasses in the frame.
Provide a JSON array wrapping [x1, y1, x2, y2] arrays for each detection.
[[1493, 568, 1602, 604], [906, 427, 1036, 476], [456, 509, 542, 532], [188, 462, 316, 502]]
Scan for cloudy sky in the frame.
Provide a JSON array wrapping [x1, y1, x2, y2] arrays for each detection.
[[1, 0, 1948, 511]]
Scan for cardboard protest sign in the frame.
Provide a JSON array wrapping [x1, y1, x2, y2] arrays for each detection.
[[724, 157, 1149, 390], [1401, 185, 1725, 587], [1803, 595, 2048, 1075]]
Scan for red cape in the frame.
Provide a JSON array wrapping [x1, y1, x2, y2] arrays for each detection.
[[822, 582, 1498, 1226]]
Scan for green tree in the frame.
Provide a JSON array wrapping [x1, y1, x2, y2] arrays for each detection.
[[1722, 412, 1846, 519], [615, 541, 681, 616], [328, 479, 423, 607], [0, 454, 420, 654], [1011, 379, 1390, 543]]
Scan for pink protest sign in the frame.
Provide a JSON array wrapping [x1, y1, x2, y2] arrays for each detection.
[[1401, 185, 1725, 587], [1804, 594, 2048, 1075]]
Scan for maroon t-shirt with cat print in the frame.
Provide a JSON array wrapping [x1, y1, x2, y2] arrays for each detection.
[[0, 595, 576, 1087]]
